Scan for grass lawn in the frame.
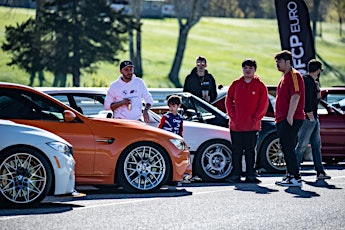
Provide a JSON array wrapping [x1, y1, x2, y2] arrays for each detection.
[[0, 6, 344, 88]]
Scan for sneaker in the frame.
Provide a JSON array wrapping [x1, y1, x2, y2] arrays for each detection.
[[317, 172, 331, 180], [181, 179, 191, 184], [275, 175, 302, 187], [190, 175, 202, 182]]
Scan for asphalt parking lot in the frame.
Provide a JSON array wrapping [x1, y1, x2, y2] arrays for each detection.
[[1, 163, 345, 230]]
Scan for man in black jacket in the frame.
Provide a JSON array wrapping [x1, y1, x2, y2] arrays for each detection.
[[183, 56, 217, 102], [295, 59, 331, 180]]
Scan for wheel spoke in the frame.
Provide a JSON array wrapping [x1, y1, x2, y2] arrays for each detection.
[[123, 145, 166, 191], [200, 143, 232, 179], [0, 152, 47, 204]]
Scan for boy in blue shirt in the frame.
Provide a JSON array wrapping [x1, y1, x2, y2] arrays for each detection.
[[158, 95, 184, 137], [159, 95, 193, 183]]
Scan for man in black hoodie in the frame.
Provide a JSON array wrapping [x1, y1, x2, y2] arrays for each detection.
[[295, 59, 331, 180], [183, 56, 217, 102]]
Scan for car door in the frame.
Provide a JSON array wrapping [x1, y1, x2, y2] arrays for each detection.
[[0, 88, 96, 177], [318, 102, 345, 156]]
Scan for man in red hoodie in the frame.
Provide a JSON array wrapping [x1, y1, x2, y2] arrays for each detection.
[[225, 58, 268, 183]]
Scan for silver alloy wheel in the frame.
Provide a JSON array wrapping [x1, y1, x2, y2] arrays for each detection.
[[123, 145, 166, 191], [200, 142, 232, 180], [0, 152, 47, 204]]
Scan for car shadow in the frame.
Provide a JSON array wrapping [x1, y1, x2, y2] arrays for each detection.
[[0, 185, 192, 215], [45, 184, 193, 204], [0, 202, 83, 215]]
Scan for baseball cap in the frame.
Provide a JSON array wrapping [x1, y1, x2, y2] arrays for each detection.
[[120, 60, 134, 70]]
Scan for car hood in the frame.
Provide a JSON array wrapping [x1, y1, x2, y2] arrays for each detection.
[[147, 117, 231, 151], [0, 120, 72, 146]]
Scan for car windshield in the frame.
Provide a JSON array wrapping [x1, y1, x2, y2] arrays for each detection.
[[324, 93, 345, 104], [51, 94, 106, 116], [181, 93, 228, 118]]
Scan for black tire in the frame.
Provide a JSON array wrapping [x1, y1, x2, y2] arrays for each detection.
[[194, 139, 232, 182], [116, 142, 171, 193], [258, 133, 286, 173], [0, 147, 52, 208]]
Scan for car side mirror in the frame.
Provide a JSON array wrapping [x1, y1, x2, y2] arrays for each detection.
[[64, 110, 76, 122]]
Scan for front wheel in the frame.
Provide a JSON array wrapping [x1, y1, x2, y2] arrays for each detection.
[[116, 142, 171, 193], [0, 147, 52, 207], [194, 139, 232, 182], [258, 133, 286, 173]]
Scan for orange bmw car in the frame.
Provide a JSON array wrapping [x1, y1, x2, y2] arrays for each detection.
[[0, 82, 190, 193]]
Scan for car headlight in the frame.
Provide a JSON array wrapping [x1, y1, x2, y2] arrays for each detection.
[[47, 142, 73, 156], [169, 139, 187, 150]]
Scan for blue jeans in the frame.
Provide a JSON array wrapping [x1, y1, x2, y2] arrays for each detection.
[[295, 118, 324, 173]]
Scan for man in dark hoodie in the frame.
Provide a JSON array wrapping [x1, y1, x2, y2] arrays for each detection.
[[225, 58, 268, 183], [183, 56, 217, 102]]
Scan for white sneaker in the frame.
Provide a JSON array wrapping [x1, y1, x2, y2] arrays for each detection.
[[317, 172, 331, 180], [190, 175, 202, 182], [275, 175, 302, 187]]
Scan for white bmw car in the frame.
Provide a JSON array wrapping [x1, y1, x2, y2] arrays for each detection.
[[0, 119, 75, 207], [38, 87, 233, 182]]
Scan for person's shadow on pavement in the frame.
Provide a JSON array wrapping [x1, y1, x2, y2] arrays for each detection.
[[303, 179, 342, 190], [234, 183, 279, 194], [284, 186, 320, 198]]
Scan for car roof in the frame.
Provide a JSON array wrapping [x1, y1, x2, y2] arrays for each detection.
[[36, 87, 108, 94], [321, 87, 345, 92]]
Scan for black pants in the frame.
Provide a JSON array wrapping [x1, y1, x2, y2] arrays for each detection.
[[230, 130, 258, 179], [276, 119, 303, 177]]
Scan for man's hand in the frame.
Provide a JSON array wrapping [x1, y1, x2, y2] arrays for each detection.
[[287, 115, 293, 126], [286, 93, 300, 126], [307, 112, 315, 122], [143, 110, 150, 123]]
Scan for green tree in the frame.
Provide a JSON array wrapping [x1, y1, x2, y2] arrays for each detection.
[[41, 0, 135, 86], [168, 0, 209, 87], [208, 0, 239, 17], [331, 0, 345, 36], [1, 18, 45, 86], [237, 0, 261, 18], [128, 0, 143, 78]]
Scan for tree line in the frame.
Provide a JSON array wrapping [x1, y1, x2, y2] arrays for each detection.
[[2, 0, 344, 87]]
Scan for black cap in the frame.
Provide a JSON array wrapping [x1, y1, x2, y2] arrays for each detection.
[[120, 60, 134, 70]]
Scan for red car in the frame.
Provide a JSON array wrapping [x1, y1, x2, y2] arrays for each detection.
[[320, 87, 345, 112]]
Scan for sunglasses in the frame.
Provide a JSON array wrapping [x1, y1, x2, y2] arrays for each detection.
[[197, 63, 206, 67]]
